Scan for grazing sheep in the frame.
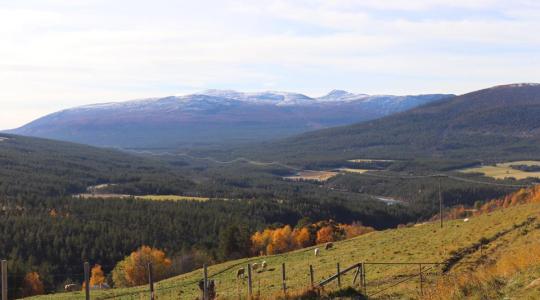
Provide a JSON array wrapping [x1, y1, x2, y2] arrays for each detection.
[[464, 218, 469, 222], [314, 248, 320, 256], [325, 242, 334, 250], [261, 261, 267, 270], [252, 263, 260, 271], [64, 284, 80, 292], [236, 268, 245, 278]]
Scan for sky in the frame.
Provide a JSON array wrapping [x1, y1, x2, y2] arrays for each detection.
[[1, 0, 539, 129]]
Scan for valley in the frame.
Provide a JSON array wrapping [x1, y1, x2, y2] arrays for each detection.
[[2, 84, 540, 299]]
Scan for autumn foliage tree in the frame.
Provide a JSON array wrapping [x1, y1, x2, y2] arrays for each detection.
[[21, 272, 45, 297], [112, 246, 172, 287], [251, 221, 374, 255], [91, 264, 106, 286], [315, 225, 335, 244]]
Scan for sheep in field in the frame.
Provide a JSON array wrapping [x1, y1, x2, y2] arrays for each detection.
[[236, 268, 245, 278], [325, 242, 334, 250], [314, 248, 320, 256], [64, 284, 80, 292], [261, 261, 267, 270]]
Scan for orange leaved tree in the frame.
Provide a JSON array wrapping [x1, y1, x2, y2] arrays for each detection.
[[90, 264, 106, 287], [112, 246, 172, 287], [316, 225, 335, 244], [21, 272, 45, 297]]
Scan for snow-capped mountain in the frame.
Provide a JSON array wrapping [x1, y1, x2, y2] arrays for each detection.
[[7, 90, 453, 149]]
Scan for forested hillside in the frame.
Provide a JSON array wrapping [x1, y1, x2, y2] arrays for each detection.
[[231, 84, 540, 165], [0, 133, 194, 198]]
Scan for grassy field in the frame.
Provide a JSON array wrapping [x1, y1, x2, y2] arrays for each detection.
[[348, 159, 394, 163], [283, 170, 339, 182], [29, 202, 540, 299], [338, 168, 369, 174], [460, 160, 540, 180], [75, 194, 211, 201], [135, 195, 210, 201]]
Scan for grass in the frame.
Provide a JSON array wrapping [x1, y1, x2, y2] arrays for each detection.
[[283, 170, 339, 182], [76, 194, 211, 201], [347, 159, 394, 163], [29, 202, 540, 299], [338, 168, 369, 174], [135, 195, 210, 201], [460, 160, 540, 180]]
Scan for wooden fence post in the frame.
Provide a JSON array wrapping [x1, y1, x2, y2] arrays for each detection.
[[84, 262, 90, 300], [352, 264, 360, 285], [281, 263, 286, 295], [363, 263, 367, 296], [203, 264, 208, 300], [336, 263, 341, 287], [247, 263, 253, 298], [148, 263, 154, 300], [309, 265, 314, 288], [419, 264, 423, 296], [1, 260, 7, 300]]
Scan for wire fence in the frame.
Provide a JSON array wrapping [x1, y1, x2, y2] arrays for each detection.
[[0, 257, 481, 300]]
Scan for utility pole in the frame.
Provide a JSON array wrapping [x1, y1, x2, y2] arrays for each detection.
[[439, 177, 443, 228]]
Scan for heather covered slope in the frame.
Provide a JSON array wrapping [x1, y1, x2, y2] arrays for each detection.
[[237, 84, 540, 165]]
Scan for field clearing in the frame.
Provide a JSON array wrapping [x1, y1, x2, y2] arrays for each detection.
[[283, 170, 338, 182], [460, 160, 540, 179], [136, 195, 210, 201], [348, 158, 394, 163], [30, 202, 540, 300], [338, 168, 369, 174], [75, 194, 211, 202]]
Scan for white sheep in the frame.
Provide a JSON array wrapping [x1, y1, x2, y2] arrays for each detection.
[[252, 263, 260, 271], [314, 248, 320, 256]]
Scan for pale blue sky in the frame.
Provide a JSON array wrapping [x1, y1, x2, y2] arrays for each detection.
[[1, 0, 539, 129]]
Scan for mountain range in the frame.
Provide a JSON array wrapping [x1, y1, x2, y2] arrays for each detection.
[[7, 90, 452, 149], [236, 83, 540, 165]]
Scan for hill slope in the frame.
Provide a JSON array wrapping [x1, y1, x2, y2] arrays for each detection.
[[7, 91, 451, 149], [238, 83, 540, 165], [32, 192, 540, 299], [0, 133, 194, 198]]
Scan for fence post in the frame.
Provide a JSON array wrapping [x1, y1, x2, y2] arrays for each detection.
[[84, 262, 90, 300], [309, 265, 314, 288], [203, 264, 208, 300], [363, 263, 367, 296], [148, 263, 154, 300], [352, 265, 360, 285], [336, 263, 341, 287], [1, 260, 7, 300], [282, 263, 286, 295], [247, 263, 253, 298], [419, 264, 423, 296], [360, 263, 364, 292]]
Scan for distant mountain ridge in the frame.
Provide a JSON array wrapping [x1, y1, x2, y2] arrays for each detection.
[[8, 90, 452, 149], [235, 83, 540, 165]]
